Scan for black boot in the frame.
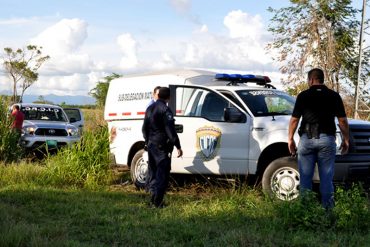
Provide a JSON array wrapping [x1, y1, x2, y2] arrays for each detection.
[[154, 194, 165, 208]]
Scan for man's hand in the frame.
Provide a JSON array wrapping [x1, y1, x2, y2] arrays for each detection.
[[340, 139, 349, 155], [338, 117, 350, 155], [177, 148, 183, 158], [288, 117, 299, 157], [288, 139, 297, 157]]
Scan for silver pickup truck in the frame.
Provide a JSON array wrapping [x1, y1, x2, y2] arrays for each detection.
[[14, 103, 84, 150]]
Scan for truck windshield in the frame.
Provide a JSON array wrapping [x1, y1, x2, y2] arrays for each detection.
[[236, 90, 295, 117], [21, 106, 68, 122]]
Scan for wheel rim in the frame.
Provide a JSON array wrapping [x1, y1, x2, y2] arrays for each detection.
[[135, 157, 148, 184], [270, 167, 300, 200]]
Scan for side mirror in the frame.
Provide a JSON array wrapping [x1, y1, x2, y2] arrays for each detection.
[[224, 107, 246, 123], [69, 117, 77, 123]]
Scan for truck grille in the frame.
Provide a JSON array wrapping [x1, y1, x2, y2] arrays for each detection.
[[35, 128, 68, 137], [349, 124, 370, 154]]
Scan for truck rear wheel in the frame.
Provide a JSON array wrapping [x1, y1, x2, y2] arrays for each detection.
[[262, 156, 300, 201], [130, 149, 148, 189]]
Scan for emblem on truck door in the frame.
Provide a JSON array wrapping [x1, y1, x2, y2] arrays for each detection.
[[196, 126, 222, 160]]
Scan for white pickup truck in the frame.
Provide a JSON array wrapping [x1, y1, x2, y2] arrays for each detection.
[[14, 103, 84, 150], [104, 69, 370, 200]]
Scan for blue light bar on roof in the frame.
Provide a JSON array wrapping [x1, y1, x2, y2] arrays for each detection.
[[242, 74, 255, 80], [215, 73, 272, 84]]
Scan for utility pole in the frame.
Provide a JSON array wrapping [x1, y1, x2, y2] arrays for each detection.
[[354, 0, 367, 119]]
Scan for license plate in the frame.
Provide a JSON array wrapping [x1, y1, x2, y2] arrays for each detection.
[[46, 140, 57, 147]]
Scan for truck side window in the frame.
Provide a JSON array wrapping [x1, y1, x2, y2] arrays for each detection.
[[177, 87, 229, 122], [200, 92, 228, 121], [219, 90, 245, 110]]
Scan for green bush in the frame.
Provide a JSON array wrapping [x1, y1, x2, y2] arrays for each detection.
[[0, 99, 23, 163], [334, 184, 370, 231], [43, 126, 112, 189], [274, 185, 370, 231], [273, 192, 331, 231]]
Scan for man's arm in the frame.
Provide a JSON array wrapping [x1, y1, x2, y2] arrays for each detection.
[[288, 117, 300, 156], [142, 106, 153, 146], [164, 109, 183, 157], [338, 117, 350, 154]]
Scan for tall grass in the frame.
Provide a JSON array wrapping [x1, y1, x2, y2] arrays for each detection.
[[43, 126, 112, 189], [0, 99, 23, 163]]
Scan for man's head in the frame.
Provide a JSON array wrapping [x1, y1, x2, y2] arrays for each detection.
[[153, 86, 161, 100], [307, 68, 324, 86], [12, 105, 20, 112], [158, 87, 171, 102]]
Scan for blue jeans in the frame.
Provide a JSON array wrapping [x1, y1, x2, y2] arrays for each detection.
[[297, 133, 336, 208]]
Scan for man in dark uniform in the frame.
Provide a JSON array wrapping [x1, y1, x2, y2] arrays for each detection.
[[142, 87, 183, 208], [288, 68, 349, 208]]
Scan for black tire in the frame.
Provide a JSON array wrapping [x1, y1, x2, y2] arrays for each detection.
[[262, 156, 300, 201], [130, 149, 148, 189]]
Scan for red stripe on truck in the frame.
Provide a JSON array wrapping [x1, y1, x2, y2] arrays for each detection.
[[137, 112, 145, 115], [122, 112, 131, 116], [108, 113, 117, 116]]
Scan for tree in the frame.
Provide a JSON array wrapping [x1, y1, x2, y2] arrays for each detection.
[[89, 73, 121, 107], [33, 95, 53, 105], [267, 0, 369, 96], [2, 45, 50, 103]]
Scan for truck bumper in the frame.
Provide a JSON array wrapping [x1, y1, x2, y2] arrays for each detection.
[[333, 154, 370, 183], [20, 136, 80, 149]]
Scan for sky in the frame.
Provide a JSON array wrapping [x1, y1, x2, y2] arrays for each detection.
[[0, 0, 366, 98]]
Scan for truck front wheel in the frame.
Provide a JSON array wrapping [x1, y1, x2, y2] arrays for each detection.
[[130, 149, 148, 189], [262, 156, 300, 201]]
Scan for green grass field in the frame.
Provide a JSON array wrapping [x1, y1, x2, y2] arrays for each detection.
[[1, 108, 370, 246], [1, 168, 370, 247]]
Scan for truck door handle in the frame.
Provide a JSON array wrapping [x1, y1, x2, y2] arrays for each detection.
[[175, 124, 183, 133]]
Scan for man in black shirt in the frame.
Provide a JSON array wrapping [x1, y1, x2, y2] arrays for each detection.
[[288, 68, 349, 208], [142, 87, 183, 208]]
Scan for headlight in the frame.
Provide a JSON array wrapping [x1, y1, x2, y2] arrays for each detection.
[[67, 127, 79, 137], [23, 126, 35, 135]]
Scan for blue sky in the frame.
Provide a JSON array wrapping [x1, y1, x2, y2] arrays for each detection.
[[0, 0, 365, 97]]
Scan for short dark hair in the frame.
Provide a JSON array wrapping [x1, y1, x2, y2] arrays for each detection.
[[308, 68, 324, 84], [153, 86, 161, 93], [158, 87, 170, 100], [13, 105, 20, 110]]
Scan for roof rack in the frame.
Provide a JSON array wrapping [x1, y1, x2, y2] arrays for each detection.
[[215, 73, 276, 89]]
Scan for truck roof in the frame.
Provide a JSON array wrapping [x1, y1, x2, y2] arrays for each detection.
[[122, 69, 215, 79], [104, 69, 276, 121]]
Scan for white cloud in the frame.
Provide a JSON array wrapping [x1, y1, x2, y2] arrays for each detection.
[[29, 18, 94, 76], [117, 33, 138, 69], [179, 10, 272, 71], [0, 17, 38, 26], [31, 18, 88, 55], [24, 18, 100, 96], [224, 10, 264, 41], [168, 0, 200, 25], [152, 53, 176, 70], [29, 73, 91, 96], [169, 0, 191, 13]]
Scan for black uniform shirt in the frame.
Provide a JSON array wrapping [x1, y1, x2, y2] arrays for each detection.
[[292, 85, 346, 136], [142, 99, 181, 150]]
